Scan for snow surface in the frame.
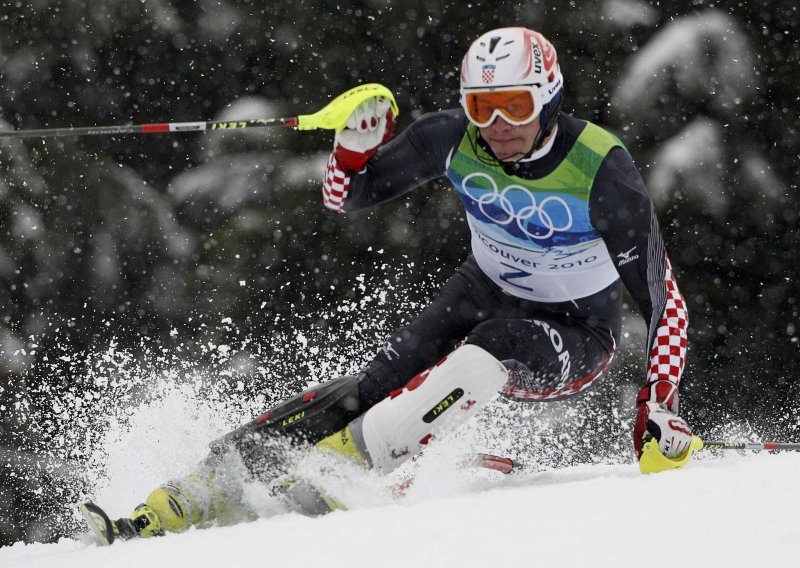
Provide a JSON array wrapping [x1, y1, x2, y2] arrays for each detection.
[[4, 446, 800, 566]]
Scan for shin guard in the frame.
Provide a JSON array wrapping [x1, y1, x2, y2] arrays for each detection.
[[350, 345, 508, 473]]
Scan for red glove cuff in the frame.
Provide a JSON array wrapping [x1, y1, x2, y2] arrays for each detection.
[[333, 110, 397, 172], [633, 380, 681, 459], [334, 144, 378, 173], [633, 402, 651, 459], [636, 380, 679, 412]]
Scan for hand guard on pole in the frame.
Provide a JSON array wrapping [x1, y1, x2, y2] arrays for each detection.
[[322, 95, 396, 212], [334, 96, 397, 171], [638, 404, 693, 458]]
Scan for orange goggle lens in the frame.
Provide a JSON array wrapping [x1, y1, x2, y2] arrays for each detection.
[[464, 89, 538, 126]]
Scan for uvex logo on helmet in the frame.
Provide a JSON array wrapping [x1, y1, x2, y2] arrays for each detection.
[[530, 30, 557, 79]]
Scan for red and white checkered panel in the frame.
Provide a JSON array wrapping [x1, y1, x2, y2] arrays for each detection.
[[646, 256, 688, 389], [322, 153, 350, 213], [637, 380, 679, 413]]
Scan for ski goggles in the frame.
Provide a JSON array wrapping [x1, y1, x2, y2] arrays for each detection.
[[461, 80, 561, 128]]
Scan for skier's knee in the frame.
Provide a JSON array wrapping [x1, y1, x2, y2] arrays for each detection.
[[354, 344, 508, 473], [465, 319, 512, 359]]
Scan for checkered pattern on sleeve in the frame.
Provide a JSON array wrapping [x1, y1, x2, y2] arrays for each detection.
[[322, 153, 351, 212], [646, 257, 688, 388]]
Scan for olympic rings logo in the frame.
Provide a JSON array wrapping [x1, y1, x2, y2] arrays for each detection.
[[461, 173, 573, 240]]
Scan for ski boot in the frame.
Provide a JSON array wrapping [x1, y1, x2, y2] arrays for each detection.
[[117, 502, 165, 539], [140, 484, 199, 533], [80, 485, 197, 545]]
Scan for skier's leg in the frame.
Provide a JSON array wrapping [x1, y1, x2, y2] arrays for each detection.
[[356, 256, 504, 406], [126, 256, 506, 533], [329, 344, 508, 473], [273, 343, 508, 515], [125, 373, 366, 535], [311, 315, 618, 476], [466, 315, 618, 401]]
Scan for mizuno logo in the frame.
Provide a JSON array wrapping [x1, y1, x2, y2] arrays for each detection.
[[617, 247, 639, 266], [382, 342, 400, 360]]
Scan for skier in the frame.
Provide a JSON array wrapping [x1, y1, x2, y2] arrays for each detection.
[[82, 27, 693, 543]]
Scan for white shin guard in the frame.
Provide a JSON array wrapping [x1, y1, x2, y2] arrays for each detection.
[[351, 344, 508, 474]]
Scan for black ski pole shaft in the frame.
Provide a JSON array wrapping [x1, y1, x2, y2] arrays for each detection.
[[701, 440, 800, 451], [0, 117, 298, 139]]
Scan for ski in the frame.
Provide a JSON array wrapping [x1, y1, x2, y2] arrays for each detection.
[[79, 502, 116, 546], [392, 452, 521, 497], [80, 452, 522, 542]]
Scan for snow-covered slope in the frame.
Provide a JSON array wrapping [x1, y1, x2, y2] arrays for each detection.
[[4, 451, 800, 568]]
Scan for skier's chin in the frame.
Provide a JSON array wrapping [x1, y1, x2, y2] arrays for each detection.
[[486, 140, 528, 162], [494, 148, 527, 162], [499, 152, 526, 162]]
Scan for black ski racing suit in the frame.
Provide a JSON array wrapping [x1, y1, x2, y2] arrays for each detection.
[[324, 110, 688, 412]]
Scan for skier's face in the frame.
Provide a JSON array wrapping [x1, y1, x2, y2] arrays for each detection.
[[479, 116, 541, 161]]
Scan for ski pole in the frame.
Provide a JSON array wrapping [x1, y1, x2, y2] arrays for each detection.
[[641, 435, 800, 474], [699, 440, 800, 451], [485, 437, 800, 478], [0, 83, 399, 139]]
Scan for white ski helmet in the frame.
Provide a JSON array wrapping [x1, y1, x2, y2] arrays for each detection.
[[460, 27, 564, 134]]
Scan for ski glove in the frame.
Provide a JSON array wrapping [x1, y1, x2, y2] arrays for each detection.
[[322, 96, 396, 212], [633, 380, 692, 459], [333, 96, 396, 172], [635, 402, 693, 459]]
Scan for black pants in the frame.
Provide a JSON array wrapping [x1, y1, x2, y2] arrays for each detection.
[[358, 255, 622, 406]]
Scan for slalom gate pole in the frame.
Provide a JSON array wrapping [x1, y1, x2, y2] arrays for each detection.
[[0, 83, 399, 139]]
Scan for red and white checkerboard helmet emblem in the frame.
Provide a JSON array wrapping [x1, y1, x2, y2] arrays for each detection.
[[481, 65, 496, 84]]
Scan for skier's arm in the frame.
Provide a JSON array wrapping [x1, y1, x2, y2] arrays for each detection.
[[589, 148, 691, 459], [322, 108, 467, 212]]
